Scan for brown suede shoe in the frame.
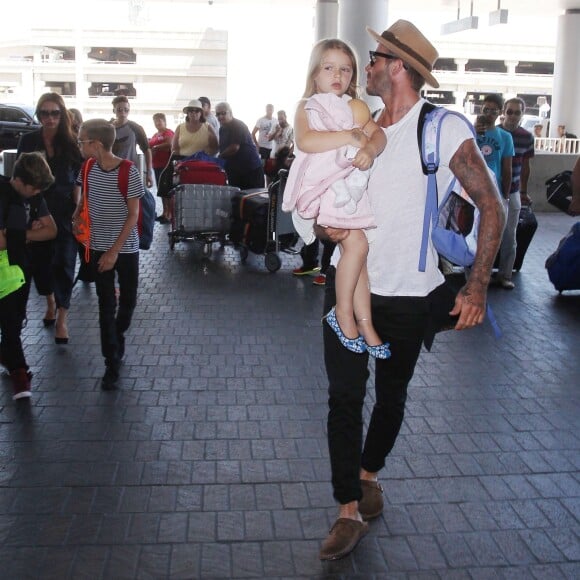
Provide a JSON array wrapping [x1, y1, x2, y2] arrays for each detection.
[[358, 480, 384, 521], [319, 518, 369, 561]]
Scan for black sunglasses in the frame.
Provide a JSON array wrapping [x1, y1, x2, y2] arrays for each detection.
[[505, 109, 522, 116], [38, 110, 61, 119], [368, 50, 399, 66]]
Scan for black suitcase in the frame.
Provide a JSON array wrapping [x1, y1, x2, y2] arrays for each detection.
[[230, 189, 270, 252], [494, 204, 538, 272], [513, 205, 538, 271], [545, 170, 572, 214], [230, 170, 297, 258]]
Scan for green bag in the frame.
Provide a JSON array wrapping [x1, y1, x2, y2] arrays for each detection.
[[0, 249, 25, 299]]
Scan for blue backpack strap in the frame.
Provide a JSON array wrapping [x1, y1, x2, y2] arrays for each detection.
[[418, 154, 438, 272], [418, 105, 450, 272], [486, 303, 502, 338]]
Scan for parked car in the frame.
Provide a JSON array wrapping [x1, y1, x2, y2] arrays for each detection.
[[0, 104, 41, 151]]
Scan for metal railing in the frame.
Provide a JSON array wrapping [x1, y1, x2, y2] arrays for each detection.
[[535, 137, 580, 154]]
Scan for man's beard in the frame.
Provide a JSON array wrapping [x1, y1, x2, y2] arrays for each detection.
[[366, 74, 390, 97]]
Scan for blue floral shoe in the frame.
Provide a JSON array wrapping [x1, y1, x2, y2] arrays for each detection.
[[357, 317, 391, 360], [364, 342, 391, 360], [323, 307, 366, 354]]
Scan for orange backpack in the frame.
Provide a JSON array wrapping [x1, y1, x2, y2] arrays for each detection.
[[74, 158, 96, 263]]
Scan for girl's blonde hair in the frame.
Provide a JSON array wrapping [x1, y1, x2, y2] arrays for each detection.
[[302, 39, 359, 99]]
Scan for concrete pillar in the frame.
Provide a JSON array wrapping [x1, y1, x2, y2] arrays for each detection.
[[337, 0, 389, 110], [549, 9, 580, 137], [315, 0, 338, 40], [454, 90, 467, 112], [455, 58, 468, 72], [31, 50, 47, 103], [505, 60, 518, 76], [74, 45, 90, 114]]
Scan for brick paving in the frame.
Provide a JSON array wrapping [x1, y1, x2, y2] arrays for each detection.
[[0, 211, 578, 579]]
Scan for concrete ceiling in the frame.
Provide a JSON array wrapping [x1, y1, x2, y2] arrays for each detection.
[[387, 0, 578, 23], [385, 0, 577, 44], [405, 0, 578, 13]]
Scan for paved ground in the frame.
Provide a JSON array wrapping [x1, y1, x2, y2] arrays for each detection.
[[0, 209, 578, 579]]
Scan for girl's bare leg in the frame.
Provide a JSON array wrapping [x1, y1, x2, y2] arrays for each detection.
[[335, 229, 367, 339], [353, 263, 383, 347]]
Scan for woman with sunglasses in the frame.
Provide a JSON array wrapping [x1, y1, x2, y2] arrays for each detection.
[[171, 99, 218, 159], [17, 92, 82, 344]]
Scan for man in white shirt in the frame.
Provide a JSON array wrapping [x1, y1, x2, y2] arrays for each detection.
[[268, 109, 294, 155], [317, 20, 505, 561], [252, 103, 277, 163]]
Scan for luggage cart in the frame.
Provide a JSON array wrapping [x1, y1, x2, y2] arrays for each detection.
[[168, 184, 241, 257]]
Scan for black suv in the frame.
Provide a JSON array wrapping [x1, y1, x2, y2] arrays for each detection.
[[0, 104, 41, 151]]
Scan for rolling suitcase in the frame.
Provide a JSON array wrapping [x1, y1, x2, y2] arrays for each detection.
[[175, 160, 227, 186], [230, 189, 270, 252], [545, 170, 572, 214], [545, 222, 580, 292], [513, 204, 538, 271], [494, 204, 538, 272]]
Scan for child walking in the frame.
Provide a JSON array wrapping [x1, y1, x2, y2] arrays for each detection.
[[283, 39, 390, 358], [0, 152, 57, 400], [73, 119, 144, 390]]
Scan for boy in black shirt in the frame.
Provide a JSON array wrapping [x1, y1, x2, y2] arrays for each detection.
[[0, 152, 57, 400]]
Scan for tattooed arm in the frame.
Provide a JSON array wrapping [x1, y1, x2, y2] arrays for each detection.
[[449, 138, 506, 330]]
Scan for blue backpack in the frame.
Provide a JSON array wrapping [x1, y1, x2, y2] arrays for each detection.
[[135, 186, 156, 251], [112, 160, 155, 251], [417, 103, 479, 272], [417, 103, 501, 337], [545, 221, 580, 292]]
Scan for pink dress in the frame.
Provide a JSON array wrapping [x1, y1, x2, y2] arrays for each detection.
[[282, 93, 376, 243]]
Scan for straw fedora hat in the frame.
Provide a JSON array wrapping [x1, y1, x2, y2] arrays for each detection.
[[183, 99, 203, 113], [366, 20, 440, 88]]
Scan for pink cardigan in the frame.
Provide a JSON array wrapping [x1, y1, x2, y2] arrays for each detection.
[[282, 93, 375, 241]]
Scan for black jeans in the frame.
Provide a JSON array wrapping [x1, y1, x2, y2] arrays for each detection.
[[53, 232, 78, 310], [91, 251, 139, 369], [28, 241, 53, 296], [0, 281, 31, 372], [258, 147, 273, 161], [323, 267, 443, 505], [301, 239, 336, 273]]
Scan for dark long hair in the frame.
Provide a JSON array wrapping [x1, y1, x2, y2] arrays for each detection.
[[35, 92, 81, 166]]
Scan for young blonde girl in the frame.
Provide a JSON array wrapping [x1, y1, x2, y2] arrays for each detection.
[[283, 39, 389, 358]]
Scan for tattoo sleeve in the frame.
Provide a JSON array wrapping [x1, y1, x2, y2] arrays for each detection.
[[450, 139, 506, 290]]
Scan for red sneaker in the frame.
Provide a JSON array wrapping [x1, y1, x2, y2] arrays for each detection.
[[292, 266, 321, 276], [312, 274, 326, 286]]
